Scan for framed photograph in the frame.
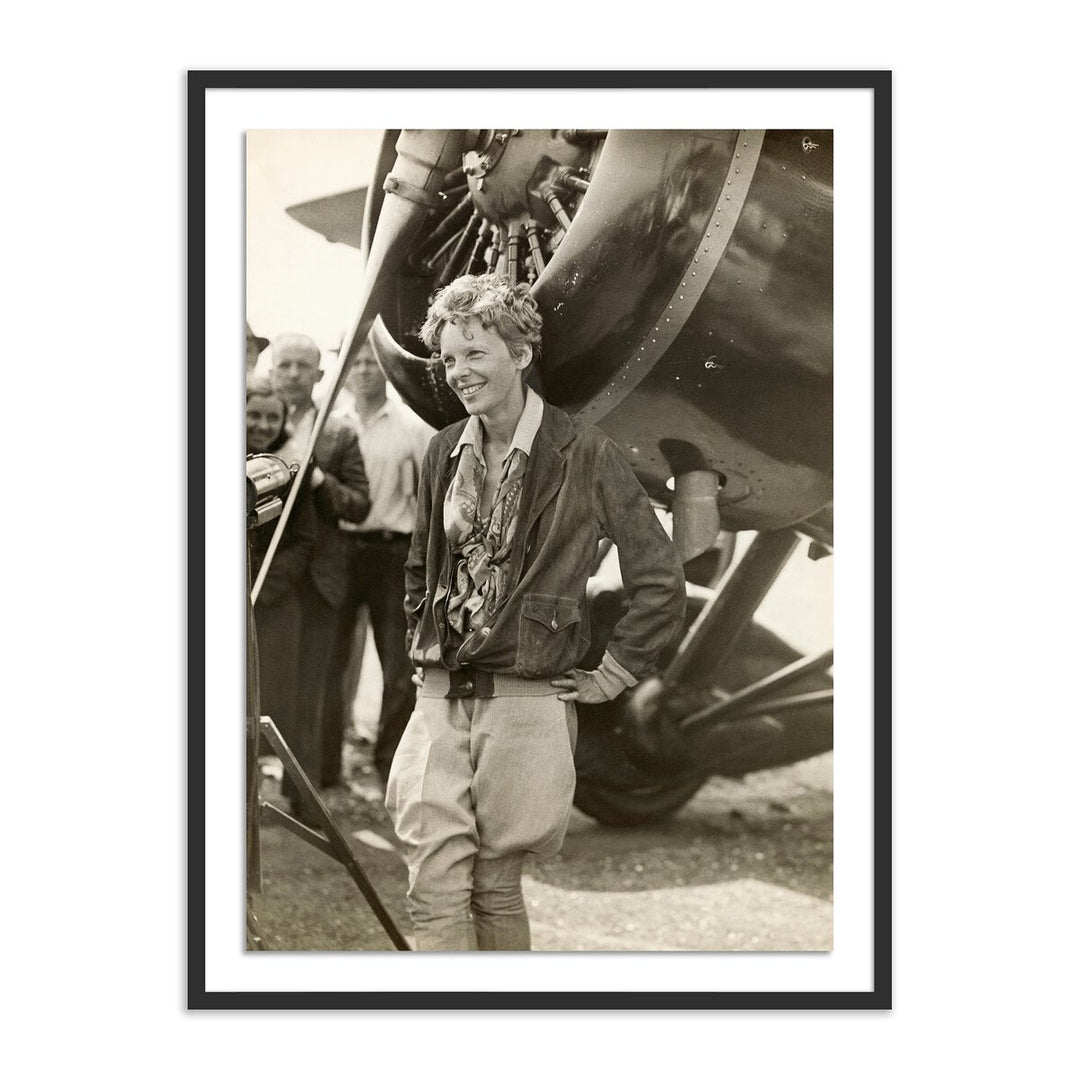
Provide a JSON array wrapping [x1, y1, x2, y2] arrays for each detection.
[[190, 70, 890, 1008]]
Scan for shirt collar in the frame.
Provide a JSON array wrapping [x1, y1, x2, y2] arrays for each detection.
[[451, 385, 544, 462], [286, 400, 314, 433], [358, 397, 393, 428]]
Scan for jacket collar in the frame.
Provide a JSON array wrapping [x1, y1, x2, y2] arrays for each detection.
[[438, 397, 574, 477], [520, 401, 574, 528], [535, 399, 576, 450]]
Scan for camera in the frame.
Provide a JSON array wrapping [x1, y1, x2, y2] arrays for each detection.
[[246, 454, 297, 529]]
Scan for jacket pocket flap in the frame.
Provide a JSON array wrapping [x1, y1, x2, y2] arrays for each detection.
[[522, 594, 582, 633]]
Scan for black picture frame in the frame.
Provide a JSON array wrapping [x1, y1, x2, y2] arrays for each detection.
[[188, 68, 891, 1010]]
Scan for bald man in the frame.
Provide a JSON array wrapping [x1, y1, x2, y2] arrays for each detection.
[[269, 333, 371, 820]]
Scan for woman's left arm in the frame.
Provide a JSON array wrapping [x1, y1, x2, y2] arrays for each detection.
[[592, 439, 686, 680]]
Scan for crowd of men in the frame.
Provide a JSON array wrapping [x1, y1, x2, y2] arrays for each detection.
[[246, 324, 434, 819]]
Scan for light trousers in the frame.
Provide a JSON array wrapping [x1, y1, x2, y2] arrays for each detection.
[[385, 678, 577, 951]]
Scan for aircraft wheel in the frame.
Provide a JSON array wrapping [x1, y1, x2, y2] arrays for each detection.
[[571, 616, 831, 826], [572, 775, 708, 828], [572, 691, 709, 826]]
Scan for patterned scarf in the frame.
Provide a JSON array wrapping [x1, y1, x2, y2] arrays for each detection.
[[443, 441, 529, 654]]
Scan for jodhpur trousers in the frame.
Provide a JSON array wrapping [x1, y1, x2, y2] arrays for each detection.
[[385, 672, 577, 951]]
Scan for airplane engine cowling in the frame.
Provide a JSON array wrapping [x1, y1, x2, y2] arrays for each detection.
[[362, 128, 833, 542]]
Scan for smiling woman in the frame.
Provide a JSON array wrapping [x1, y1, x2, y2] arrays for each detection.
[[439, 319, 530, 431], [383, 273, 687, 952], [245, 375, 318, 824], [245, 376, 288, 454]]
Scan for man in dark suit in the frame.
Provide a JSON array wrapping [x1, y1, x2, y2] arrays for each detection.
[[270, 333, 370, 818]]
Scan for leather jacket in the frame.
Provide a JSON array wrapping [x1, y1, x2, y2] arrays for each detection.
[[405, 400, 685, 681]]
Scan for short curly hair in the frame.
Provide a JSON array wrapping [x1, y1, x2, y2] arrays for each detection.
[[419, 274, 543, 366]]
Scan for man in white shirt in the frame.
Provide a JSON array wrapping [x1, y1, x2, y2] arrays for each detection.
[[322, 340, 434, 786]]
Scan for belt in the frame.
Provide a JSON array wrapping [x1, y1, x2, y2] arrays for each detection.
[[419, 666, 562, 699], [344, 529, 411, 543]]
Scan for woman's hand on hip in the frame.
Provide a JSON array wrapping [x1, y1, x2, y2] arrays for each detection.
[[551, 669, 615, 704]]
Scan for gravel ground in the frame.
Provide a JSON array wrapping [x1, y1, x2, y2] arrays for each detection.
[[248, 748, 832, 952], [249, 538, 834, 952]]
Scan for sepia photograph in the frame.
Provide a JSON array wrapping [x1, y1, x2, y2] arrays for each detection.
[[195, 73, 885, 1006], [11, 9, 1075, 1069]]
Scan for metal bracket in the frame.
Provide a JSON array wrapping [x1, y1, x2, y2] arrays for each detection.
[[382, 173, 443, 210], [462, 128, 520, 182], [248, 715, 411, 950]]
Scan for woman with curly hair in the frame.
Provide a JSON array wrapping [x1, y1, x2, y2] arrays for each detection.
[[246, 376, 318, 821], [386, 274, 685, 950]]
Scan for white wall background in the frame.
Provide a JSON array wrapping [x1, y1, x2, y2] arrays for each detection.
[[3, 3, 1076, 1075]]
